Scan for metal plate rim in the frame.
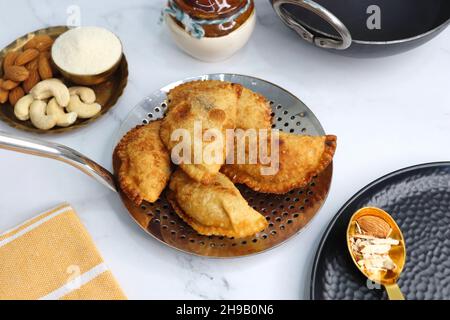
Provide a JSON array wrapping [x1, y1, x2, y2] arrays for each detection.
[[310, 161, 450, 299]]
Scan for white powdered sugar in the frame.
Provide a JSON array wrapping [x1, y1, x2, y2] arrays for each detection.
[[52, 26, 122, 75]]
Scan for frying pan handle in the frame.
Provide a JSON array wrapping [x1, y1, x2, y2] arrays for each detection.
[[272, 0, 352, 50], [0, 131, 117, 193]]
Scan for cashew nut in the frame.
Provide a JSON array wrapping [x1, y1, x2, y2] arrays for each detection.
[[69, 87, 96, 104], [14, 94, 35, 121], [30, 79, 70, 107], [29, 100, 57, 130], [67, 95, 101, 119], [46, 98, 78, 127]]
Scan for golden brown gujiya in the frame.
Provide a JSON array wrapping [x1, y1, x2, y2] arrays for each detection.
[[221, 132, 337, 194], [168, 80, 272, 130], [236, 87, 272, 130], [167, 80, 229, 107], [168, 170, 268, 238], [115, 121, 172, 206], [160, 81, 242, 184]]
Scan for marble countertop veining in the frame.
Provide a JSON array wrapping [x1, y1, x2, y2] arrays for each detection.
[[0, 0, 449, 300]]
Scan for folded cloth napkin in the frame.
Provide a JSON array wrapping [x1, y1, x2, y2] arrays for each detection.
[[0, 203, 126, 300]]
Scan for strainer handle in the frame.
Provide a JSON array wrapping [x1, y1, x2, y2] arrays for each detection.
[[272, 0, 352, 50], [0, 131, 117, 193]]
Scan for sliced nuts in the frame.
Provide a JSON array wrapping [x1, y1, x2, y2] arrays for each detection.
[[351, 235, 398, 273]]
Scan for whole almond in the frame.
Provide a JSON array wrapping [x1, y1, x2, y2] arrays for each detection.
[[4, 65, 29, 82], [3, 51, 20, 70], [40, 51, 51, 59], [1, 79, 19, 90], [9, 86, 24, 106], [24, 35, 54, 52], [356, 215, 391, 238], [36, 39, 54, 52], [15, 49, 40, 66], [0, 88, 8, 104], [38, 54, 53, 80], [23, 69, 40, 93], [26, 58, 39, 71]]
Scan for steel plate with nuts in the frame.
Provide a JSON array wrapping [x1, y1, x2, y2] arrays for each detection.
[[0, 26, 128, 134], [113, 74, 333, 258]]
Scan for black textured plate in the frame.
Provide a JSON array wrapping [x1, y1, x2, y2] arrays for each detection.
[[311, 162, 450, 300]]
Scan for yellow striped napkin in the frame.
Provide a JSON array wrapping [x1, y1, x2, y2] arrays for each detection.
[[0, 203, 126, 300]]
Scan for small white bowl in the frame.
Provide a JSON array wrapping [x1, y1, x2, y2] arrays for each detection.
[[166, 9, 256, 62]]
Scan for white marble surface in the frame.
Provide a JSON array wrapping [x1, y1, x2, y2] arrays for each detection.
[[0, 0, 449, 300]]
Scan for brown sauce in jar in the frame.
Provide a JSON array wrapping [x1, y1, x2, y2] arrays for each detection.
[[171, 0, 254, 37]]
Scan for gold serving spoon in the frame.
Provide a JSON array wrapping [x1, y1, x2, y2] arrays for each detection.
[[346, 207, 406, 300]]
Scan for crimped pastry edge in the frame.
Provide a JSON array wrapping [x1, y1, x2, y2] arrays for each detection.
[[221, 135, 337, 194], [236, 87, 273, 130], [167, 80, 243, 105], [167, 190, 267, 239], [114, 123, 169, 206]]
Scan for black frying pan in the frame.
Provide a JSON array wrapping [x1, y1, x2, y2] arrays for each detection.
[[270, 0, 450, 56]]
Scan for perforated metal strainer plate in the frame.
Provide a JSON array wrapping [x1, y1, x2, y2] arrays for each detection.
[[113, 74, 333, 258]]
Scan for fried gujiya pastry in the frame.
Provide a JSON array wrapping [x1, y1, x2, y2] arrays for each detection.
[[167, 80, 229, 107], [236, 87, 272, 130], [160, 81, 242, 184], [115, 121, 172, 206], [168, 80, 272, 130], [168, 170, 268, 238], [221, 131, 337, 194]]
